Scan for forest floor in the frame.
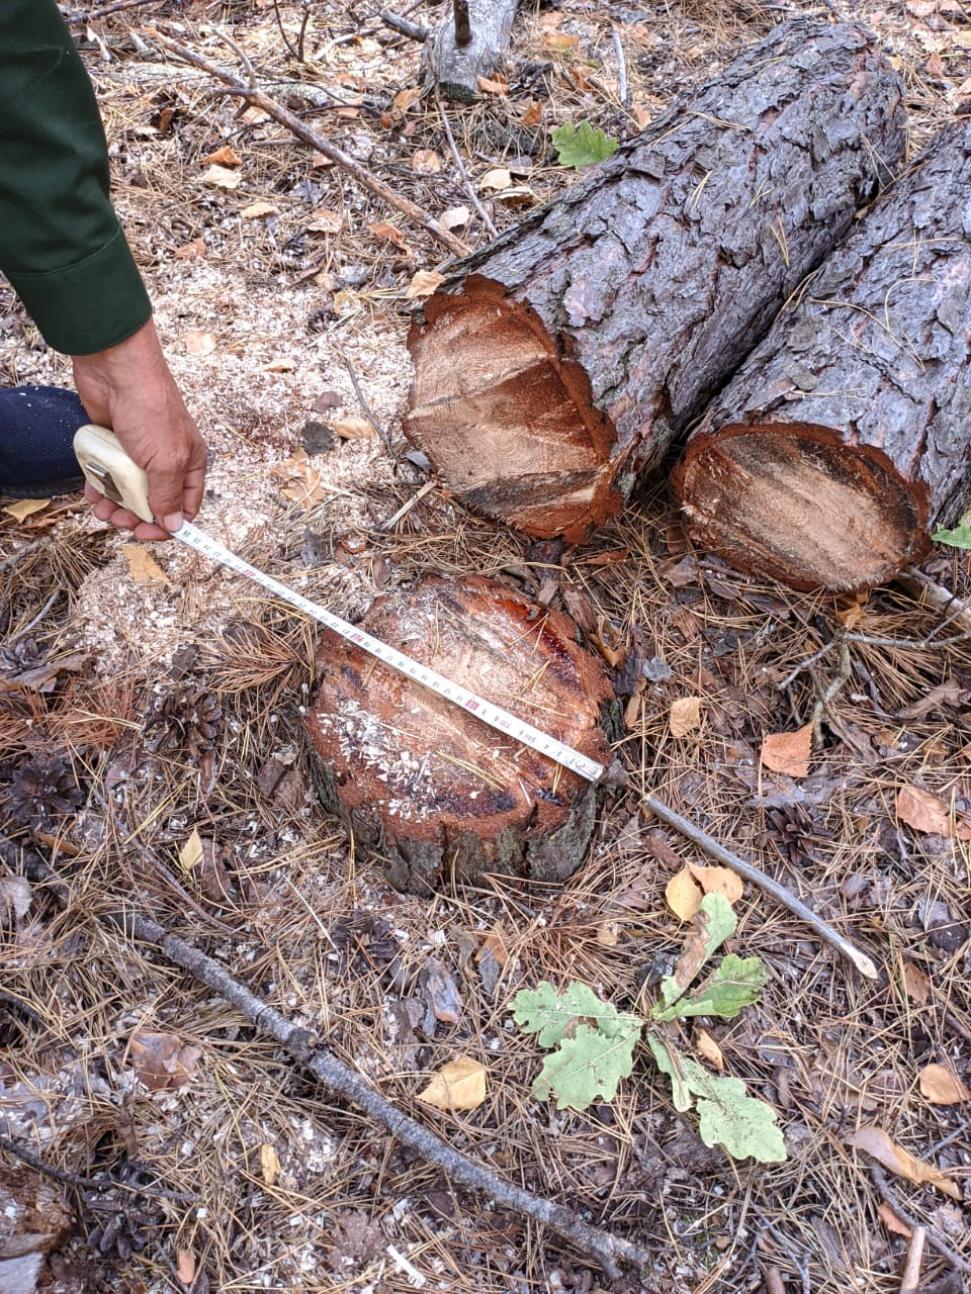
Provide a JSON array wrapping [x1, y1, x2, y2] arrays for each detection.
[[1, 0, 970, 1291]]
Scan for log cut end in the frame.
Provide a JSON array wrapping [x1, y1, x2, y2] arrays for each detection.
[[405, 277, 622, 542], [673, 423, 931, 593], [307, 573, 613, 894]]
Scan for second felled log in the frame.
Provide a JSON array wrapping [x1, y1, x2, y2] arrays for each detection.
[[405, 19, 906, 542], [306, 574, 612, 894], [674, 117, 971, 593]]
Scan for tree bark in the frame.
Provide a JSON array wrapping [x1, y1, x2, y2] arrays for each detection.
[[405, 18, 906, 542], [423, 0, 519, 100], [305, 574, 612, 894], [674, 117, 971, 594]]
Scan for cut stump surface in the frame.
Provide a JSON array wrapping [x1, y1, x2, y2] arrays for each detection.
[[307, 573, 612, 893]]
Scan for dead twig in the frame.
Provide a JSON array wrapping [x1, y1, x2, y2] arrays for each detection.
[[335, 349, 396, 457], [871, 1167, 971, 1278], [376, 480, 437, 531], [150, 31, 469, 257], [117, 908, 652, 1279], [436, 95, 498, 236], [380, 9, 430, 41], [894, 567, 971, 633], [899, 1225, 926, 1294], [640, 793, 879, 979], [611, 26, 629, 107], [272, 0, 311, 62], [0, 1134, 195, 1203], [65, 0, 158, 23], [810, 636, 851, 744]]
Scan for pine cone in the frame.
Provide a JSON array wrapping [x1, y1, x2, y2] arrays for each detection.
[[3, 755, 84, 831], [144, 684, 222, 756], [760, 804, 835, 867]]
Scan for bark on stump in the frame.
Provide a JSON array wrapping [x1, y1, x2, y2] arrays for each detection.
[[424, 0, 519, 101], [405, 18, 906, 543], [674, 117, 971, 593], [306, 573, 612, 894]]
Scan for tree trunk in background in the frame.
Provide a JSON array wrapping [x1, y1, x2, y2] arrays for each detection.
[[674, 118, 971, 594], [306, 574, 612, 895], [405, 19, 906, 542], [424, 0, 519, 101]]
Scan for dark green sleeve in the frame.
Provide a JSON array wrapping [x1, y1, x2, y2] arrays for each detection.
[[0, 0, 152, 355]]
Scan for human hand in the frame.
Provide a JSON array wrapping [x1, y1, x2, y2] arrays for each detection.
[[72, 319, 206, 540]]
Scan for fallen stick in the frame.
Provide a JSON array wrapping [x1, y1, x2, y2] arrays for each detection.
[[899, 1225, 926, 1294], [66, 0, 159, 23], [117, 909, 652, 1279], [379, 9, 430, 42], [150, 32, 469, 258], [640, 793, 878, 980], [871, 1167, 971, 1278], [894, 567, 971, 634]]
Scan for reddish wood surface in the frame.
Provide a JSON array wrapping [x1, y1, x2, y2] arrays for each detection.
[[406, 19, 906, 542], [306, 573, 612, 892], [674, 117, 971, 593]]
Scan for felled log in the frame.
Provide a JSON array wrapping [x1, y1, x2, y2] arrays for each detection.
[[405, 19, 906, 542], [674, 117, 971, 593], [306, 573, 612, 894], [424, 0, 519, 100]]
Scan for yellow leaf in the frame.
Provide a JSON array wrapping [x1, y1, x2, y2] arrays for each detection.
[[203, 144, 242, 167], [406, 269, 447, 299], [369, 220, 409, 250], [695, 1027, 724, 1071], [479, 167, 512, 191], [897, 784, 971, 839], [240, 200, 278, 219], [919, 1063, 970, 1105], [333, 415, 374, 440], [201, 163, 241, 190], [3, 498, 50, 521], [688, 864, 743, 905], [260, 1143, 281, 1185], [760, 723, 812, 778], [669, 695, 701, 737], [417, 1055, 487, 1111], [665, 867, 703, 921], [179, 827, 204, 873], [596, 919, 620, 947], [846, 1125, 961, 1199], [185, 330, 217, 356], [124, 544, 169, 585]]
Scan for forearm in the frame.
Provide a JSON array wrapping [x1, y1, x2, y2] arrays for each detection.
[[0, 0, 151, 354]]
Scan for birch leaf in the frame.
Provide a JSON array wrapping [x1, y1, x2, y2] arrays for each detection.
[[847, 1125, 961, 1199], [417, 1055, 487, 1111]]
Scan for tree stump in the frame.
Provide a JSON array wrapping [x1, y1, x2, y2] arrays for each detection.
[[423, 0, 519, 101], [306, 574, 612, 894], [673, 117, 971, 593], [405, 19, 906, 543]]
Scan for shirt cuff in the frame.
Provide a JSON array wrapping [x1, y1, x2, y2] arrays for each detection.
[[5, 226, 152, 355]]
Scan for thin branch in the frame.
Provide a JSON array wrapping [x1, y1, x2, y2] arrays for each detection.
[[611, 26, 629, 107], [894, 567, 971, 633], [900, 1225, 926, 1294], [641, 793, 879, 979], [843, 628, 971, 649], [335, 348, 396, 457], [115, 908, 651, 1279], [0, 1134, 195, 1203], [436, 96, 497, 236], [65, 0, 159, 23], [271, 0, 304, 63], [150, 31, 469, 257], [380, 9, 430, 41], [871, 1168, 971, 1277]]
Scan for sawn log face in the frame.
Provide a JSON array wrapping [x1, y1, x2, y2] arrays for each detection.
[[307, 574, 612, 894], [674, 116, 971, 593], [406, 18, 906, 541]]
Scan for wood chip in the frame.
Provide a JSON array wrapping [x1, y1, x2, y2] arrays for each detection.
[[124, 545, 169, 584]]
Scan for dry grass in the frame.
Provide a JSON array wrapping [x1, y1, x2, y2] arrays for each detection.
[[2, 0, 970, 1291]]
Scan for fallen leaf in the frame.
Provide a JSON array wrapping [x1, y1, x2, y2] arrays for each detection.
[[877, 1201, 912, 1238], [417, 1055, 487, 1111], [306, 207, 343, 234], [760, 723, 813, 778], [130, 1030, 201, 1092], [919, 1063, 970, 1105], [903, 961, 932, 1005], [203, 144, 242, 166], [441, 204, 470, 230], [846, 1125, 961, 1199], [897, 784, 971, 839], [242, 104, 271, 124], [406, 269, 446, 298], [479, 167, 512, 191], [392, 85, 422, 114], [666, 867, 703, 921], [596, 919, 620, 947], [0, 875, 32, 922], [688, 864, 743, 905], [369, 220, 409, 250], [477, 74, 508, 94], [260, 1143, 281, 1185], [176, 1249, 196, 1287], [179, 827, 204, 873], [411, 148, 442, 174], [0, 652, 85, 694], [201, 163, 241, 190], [633, 103, 651, 129], [897, 679, 968, 718], [123, 544, 169, 585], [273, 448, 337, 508], [695, 1027, 724, 1071], [3, 498, 49, 521], [522, 99, 544, 126], [479, 926, 509, 968], [184, 330, 217, 356], [310, 150, 335, 168], [266, 357, 296, 373], [835, 594, 867, 629], [174, 236, 206, 259], [240, 200, 278, 219], [543, 30, 580, 51], [669, 696, 702, 737], [333, 415, 374, 440], [422, 956, 463, 1023]]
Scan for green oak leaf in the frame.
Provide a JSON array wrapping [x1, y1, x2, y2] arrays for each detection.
[[654, 954, 767, 1022], [510, 980, 639, 1047], [646, 1033, 692, 1111], [656, 893, 739, 1017], [933, 518, 971, 550], [551, 120, 619, 169], [532, 1020, 641, 1111]]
